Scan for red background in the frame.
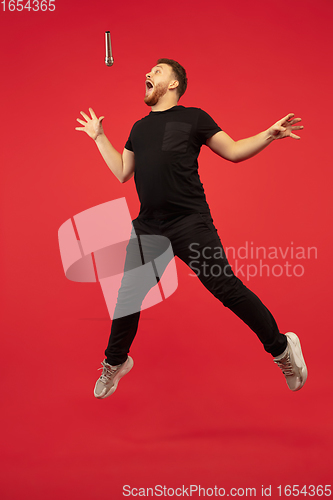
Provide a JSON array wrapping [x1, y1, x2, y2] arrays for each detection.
[[1, 0, 332, 498]]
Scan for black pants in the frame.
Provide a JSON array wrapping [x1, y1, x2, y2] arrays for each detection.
[[105, 213, 287, 365]]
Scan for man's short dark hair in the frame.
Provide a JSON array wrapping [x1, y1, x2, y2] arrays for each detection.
[[157, 58, 188, 100]]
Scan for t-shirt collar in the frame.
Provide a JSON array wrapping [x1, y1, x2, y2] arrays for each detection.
[[149, 105, 183, 115]]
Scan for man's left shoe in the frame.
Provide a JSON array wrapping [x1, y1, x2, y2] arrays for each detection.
[[274, 332, 308, 391]]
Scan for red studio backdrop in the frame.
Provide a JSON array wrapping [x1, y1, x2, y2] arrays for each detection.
[[1, 0, 332, 499]]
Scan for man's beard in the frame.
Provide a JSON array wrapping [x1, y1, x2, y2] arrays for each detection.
[[144, 82, 168, 106]]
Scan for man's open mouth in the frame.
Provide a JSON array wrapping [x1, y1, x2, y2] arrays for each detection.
[[145, 80, 154, 96]]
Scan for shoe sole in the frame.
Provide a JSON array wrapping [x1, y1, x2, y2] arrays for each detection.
[[94, 356, 134, 399], [285, 332, 308, 391]]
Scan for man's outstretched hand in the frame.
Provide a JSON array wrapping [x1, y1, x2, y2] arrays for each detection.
[[75, 108, 105, 141], [267, 113, 304, 140]]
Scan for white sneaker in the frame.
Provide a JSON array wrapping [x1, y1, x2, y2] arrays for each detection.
[[94, 357, 134, 399], [274, 332, 307, 391]]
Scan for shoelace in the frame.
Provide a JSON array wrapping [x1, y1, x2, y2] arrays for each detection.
[[98, 362, 119, 383], [274, 353, 294, 376]]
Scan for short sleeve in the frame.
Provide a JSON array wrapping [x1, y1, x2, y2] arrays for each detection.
[[196, 109, 222, 146], [125, 133, 133, 152], [125, 119, 142, 152]]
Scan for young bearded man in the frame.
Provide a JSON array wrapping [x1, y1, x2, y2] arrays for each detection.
[[76, 58, 307, 399]]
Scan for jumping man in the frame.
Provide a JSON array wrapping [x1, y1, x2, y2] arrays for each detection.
[[75, 58, 307, 399]]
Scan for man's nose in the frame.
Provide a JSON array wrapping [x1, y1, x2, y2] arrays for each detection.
[[146, 72, 151, 79]]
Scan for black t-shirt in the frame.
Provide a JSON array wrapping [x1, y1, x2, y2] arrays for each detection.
[[125, 105, 222, 219]]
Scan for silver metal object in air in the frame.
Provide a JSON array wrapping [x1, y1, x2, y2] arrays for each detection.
[[105, 31, 114, 66]]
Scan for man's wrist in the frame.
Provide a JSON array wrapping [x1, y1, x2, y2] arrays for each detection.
[[264, 128, 275, 142], [95, 132, 106, 143]]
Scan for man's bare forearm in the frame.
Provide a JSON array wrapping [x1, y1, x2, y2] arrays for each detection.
[[232, 129, 274, 163], [95, 134, 125, 182]]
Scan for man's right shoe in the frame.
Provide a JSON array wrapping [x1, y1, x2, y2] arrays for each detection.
[[94, 357, 134, 399], [274, 332, 307, 391]]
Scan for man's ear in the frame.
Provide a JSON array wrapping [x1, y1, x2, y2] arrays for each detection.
[[168, 80, 179, 90]]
